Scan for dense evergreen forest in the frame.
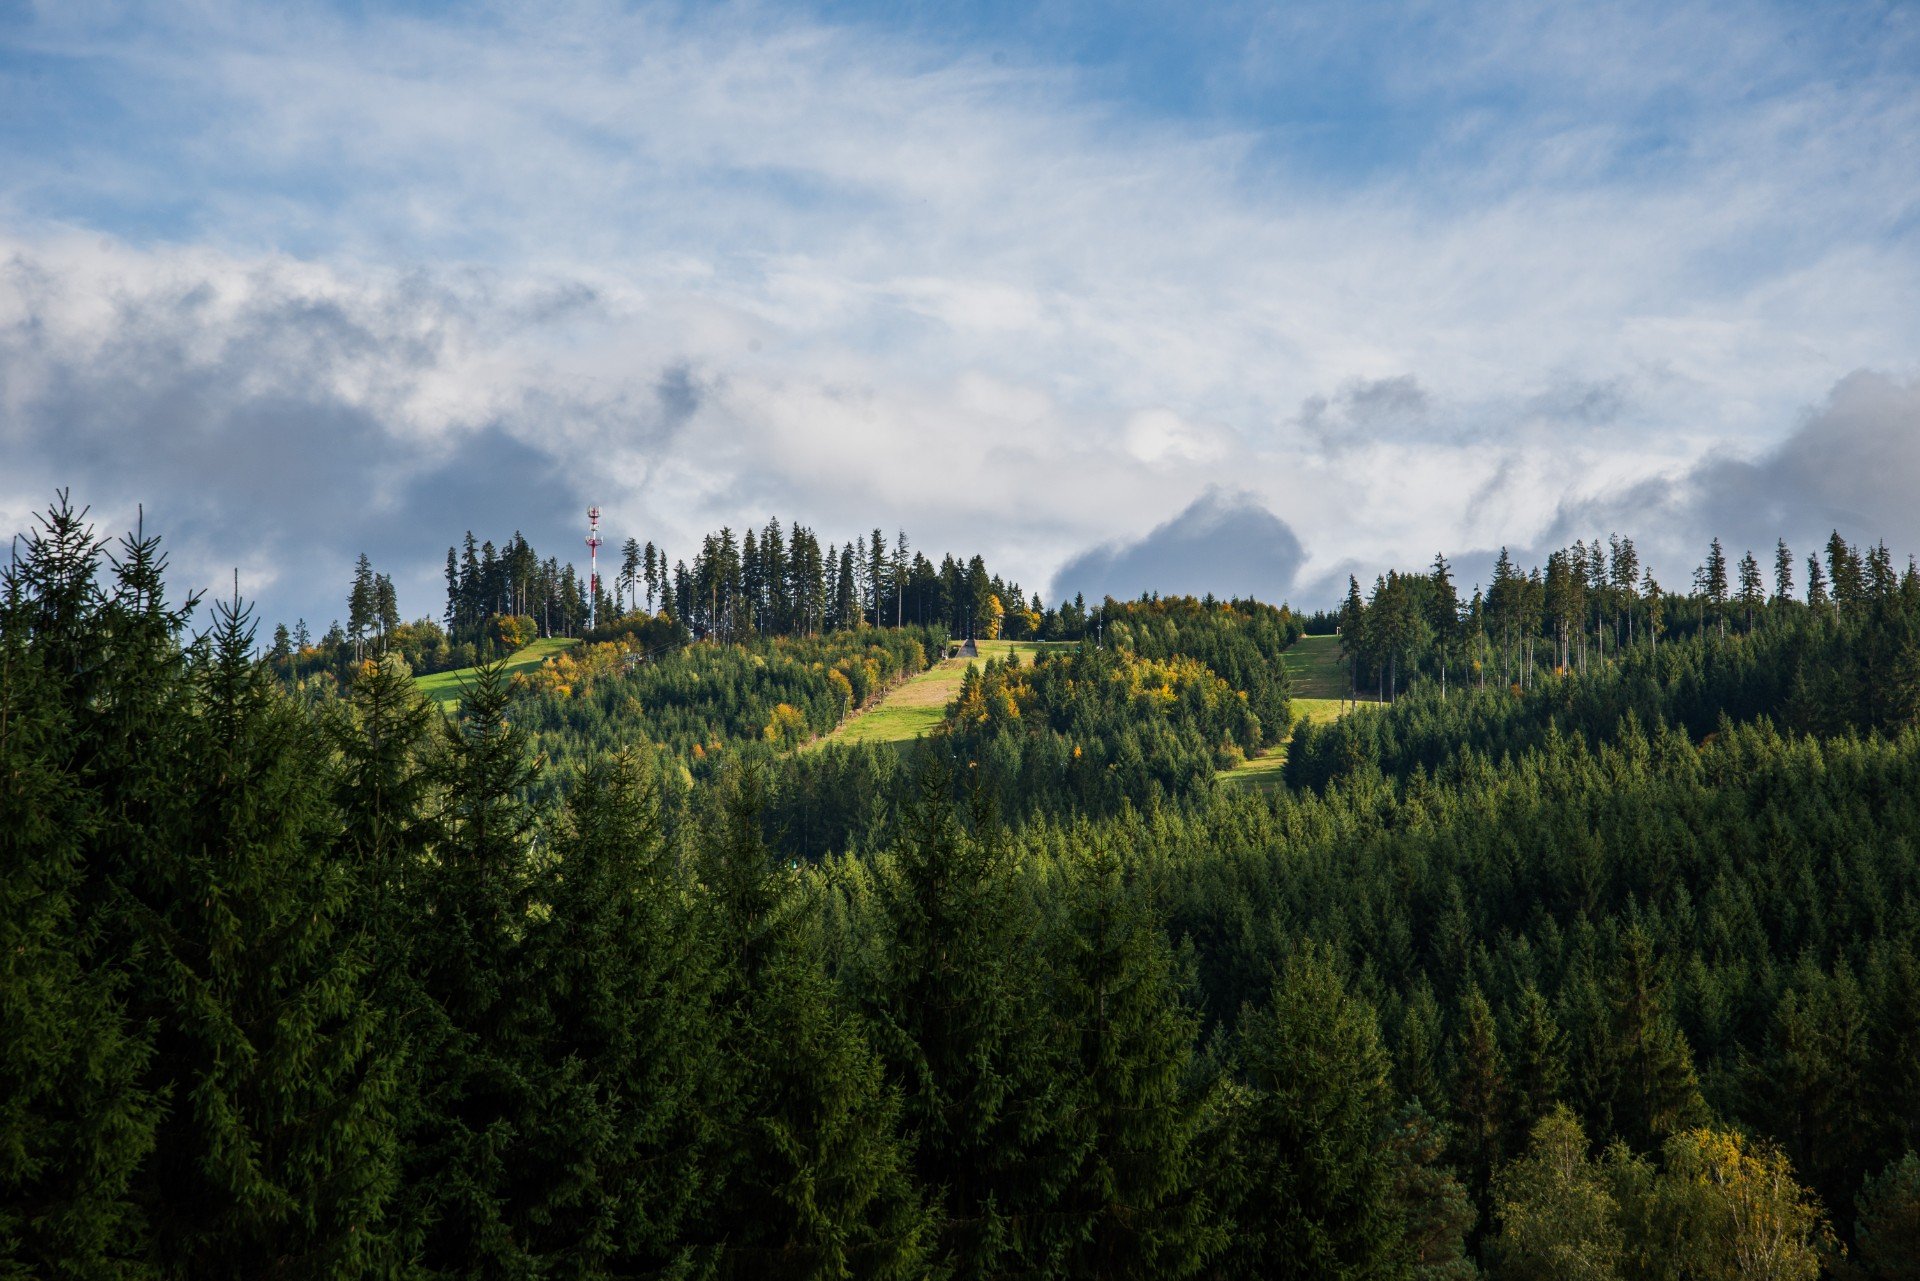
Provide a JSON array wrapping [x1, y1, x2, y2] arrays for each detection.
[[7, 493, 1920, 1278], [268, 517, 1091, 686]]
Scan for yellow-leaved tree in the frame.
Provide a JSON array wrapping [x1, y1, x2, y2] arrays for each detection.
[[1491, 1108, 1829, 1281], [1643, 1128, 1827, 1281], [763, 702, 809, 752], [980, 593, 1005, 640]]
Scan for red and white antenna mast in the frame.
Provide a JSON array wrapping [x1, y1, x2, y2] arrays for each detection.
[[585, 505, 603, 631]]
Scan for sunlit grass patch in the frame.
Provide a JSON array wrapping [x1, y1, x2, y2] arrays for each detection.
[[413, 636, 580, 709]]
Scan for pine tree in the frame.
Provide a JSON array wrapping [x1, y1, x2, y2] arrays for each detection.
[[1774, 538, 1796, 604], [1384, 1105, 1476, 1281]]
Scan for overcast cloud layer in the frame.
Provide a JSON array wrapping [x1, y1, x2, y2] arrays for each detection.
[[2, 0, 1917, 624]]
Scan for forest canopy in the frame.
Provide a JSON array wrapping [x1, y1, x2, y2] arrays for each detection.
[[5, 493, 1918, 1279]]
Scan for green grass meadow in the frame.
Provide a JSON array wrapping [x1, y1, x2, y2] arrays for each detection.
[[1217, 634, 1378, 789], [413, 636, 580, 709], [825, 632, 1379, 770], [817, 638, 1073, 748]]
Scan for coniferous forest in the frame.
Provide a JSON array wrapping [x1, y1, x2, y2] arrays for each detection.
[[8, 493, 1920, 1280]]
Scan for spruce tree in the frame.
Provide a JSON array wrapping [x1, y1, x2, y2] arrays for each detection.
[[1829, 531, 1865, 613], [1760, 966, 1873, 1210], [620, 537, 641, 614], [1428, 554, 1460, 696], [132, 589, 399, 1276], [0, 500, 156, 1277], [1451, 983, 1511, 1200], [1046, 844, 1221, 1278], [349, 553, 375, 661], [1737, 550, 1764, 631], [329, 654, 437, 994], [18, 499, 406, 1277], [1696, 539, 1729, 638], [1394, 979, 1448, 1119], [1601, 927, 1707, 1151], [399, 662, 545, 1276], [856, 760, 1077, 1278], [701, 762, 928, 1279], [1221, 949, 1405, 1279], [521, 751, 726, 1274], [1807, 555, 1831, 611], [1504, 983, 1568, 1148], [1870, 948, 1920, 1162], [1852, 1152, 1920, 1281]]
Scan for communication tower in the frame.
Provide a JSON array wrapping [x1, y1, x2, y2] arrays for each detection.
[[585, 506, 603, 631]]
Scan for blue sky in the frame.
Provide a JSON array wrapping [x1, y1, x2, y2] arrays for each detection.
[[3, 0, 1918, 624]]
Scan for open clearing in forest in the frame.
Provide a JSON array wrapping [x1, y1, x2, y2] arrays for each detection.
[[818, 638, 1072, 748], [1276, 633, 1352, 698], [822, 631, 1381, 766], [1218, 634, 1379, 790], [414, 636, 580, 709]]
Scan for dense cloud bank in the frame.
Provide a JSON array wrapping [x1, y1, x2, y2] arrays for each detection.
[[1051, 489, 1305, 606], [3, 2, 1918, 621], [1532, 370, 1920, 587]]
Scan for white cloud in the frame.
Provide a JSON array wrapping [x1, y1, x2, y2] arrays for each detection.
[[2, 0, 1917, 617]]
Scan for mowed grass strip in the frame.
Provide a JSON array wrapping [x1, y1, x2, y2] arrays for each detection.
[[1218, 635, 1379, 789], [414, 636, 580, 709], [1278, 633, 1355, 699], [818, 638, 1074, 748]]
